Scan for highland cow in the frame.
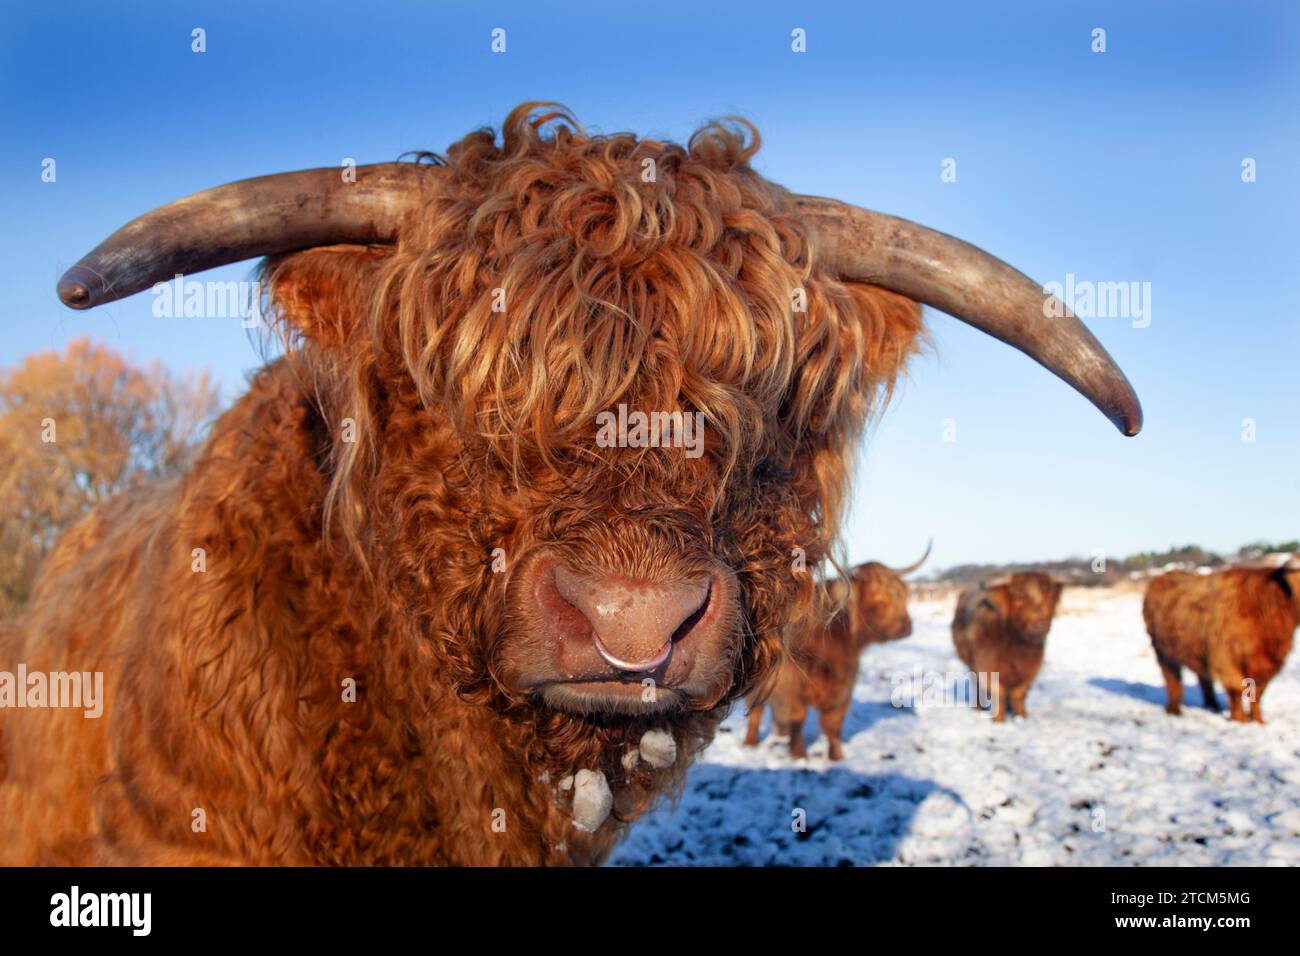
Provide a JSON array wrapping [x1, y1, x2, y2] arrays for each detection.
[[0, 104, 1140, 865], [1142, 564, 1300, 722], [743, 544, 927, 760], [951, 572, 1063, 721]]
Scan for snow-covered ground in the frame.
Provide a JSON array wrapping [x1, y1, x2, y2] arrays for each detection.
[[609, 587, 1300, 866]]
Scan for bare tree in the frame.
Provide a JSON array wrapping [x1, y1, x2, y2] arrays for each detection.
[[0, 337, 219, 613]]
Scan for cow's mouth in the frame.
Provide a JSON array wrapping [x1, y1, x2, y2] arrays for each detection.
[[501, 554, 738, 715], [537, 680, 690, 716]]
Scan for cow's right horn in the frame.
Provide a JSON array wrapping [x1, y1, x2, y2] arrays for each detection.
[[795, 195, 1143, 437]]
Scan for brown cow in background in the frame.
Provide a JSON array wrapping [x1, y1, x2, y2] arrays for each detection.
[[952, 572, 1063, 722], [1143, 563, 1300, 722], [744, 543, 928, 760]]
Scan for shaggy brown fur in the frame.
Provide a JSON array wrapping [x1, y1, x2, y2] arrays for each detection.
[[0, 105, 924, 865], [743, 562, 912, 760], [1143, 566, 1300, 723], [951, 572, 1062, 722]]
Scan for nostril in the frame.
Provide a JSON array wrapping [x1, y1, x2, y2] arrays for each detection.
[[671, 580, 711, 644], [550, 565, 712, 673]]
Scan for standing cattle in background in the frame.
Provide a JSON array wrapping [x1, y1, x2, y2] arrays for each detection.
[[744, 543, 928, 760], [1142, 563, 1300, 722], [952, 572, 1063, 722], [0, 104, 1140, 866]]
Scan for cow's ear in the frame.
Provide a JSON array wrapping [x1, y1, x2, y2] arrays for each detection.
[[262, 245, 391, 349], [843, 282, 927, 397], [978, 592, 1006, 618], [849, 577, 875, 647], [1274, 566, 1300, 600]]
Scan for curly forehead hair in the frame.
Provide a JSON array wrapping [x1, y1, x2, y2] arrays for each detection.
[[267, 102, 923, 566]]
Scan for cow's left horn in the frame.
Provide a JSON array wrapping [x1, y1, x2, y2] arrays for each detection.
[[795, 195, 1143, 437], [57, 163, 443, 310]]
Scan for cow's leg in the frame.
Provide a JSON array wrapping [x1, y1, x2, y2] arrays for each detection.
[[1226, 687, 1247, 722], [973, 657, 999, 717], [783, 702, 809, 758], [743, 703, 764, 746], [787, 723, 806, 758], [990, 686, 1008, 723], [1158, 657, 1183, 715], [1197, 675, 1220, 712], [1008, 684, 1030, 719], [1249, 679, 1268, 724], [819, 704, 849, 762]]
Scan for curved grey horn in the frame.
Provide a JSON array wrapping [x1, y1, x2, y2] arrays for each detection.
[[57, 163, 443, 310], [889, 539, 933, 577], [795, 196, 1143, 436]]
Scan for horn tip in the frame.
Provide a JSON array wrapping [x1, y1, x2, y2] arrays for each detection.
[[1117, 402, 1143, 437], [1101, 382, 1143, 437], [57, 269, 96, 310]]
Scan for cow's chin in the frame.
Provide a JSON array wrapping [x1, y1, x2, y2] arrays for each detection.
[[1014, 624, 1051, 645]]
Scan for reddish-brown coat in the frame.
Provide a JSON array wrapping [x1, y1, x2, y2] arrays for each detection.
[[0, 106, 923, 865], [951, 572, 1062, 722], [1143, 566, 1300, 722], [744, 563, 912, 760]]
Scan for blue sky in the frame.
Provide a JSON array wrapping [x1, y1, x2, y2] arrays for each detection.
[[2, 0, 1297, 570]]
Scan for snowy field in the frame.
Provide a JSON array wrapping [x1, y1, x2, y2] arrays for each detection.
[[609, 587, 1300, 866]]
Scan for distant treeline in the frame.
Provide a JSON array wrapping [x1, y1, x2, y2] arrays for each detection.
[[926, 541, 1300, 587]]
